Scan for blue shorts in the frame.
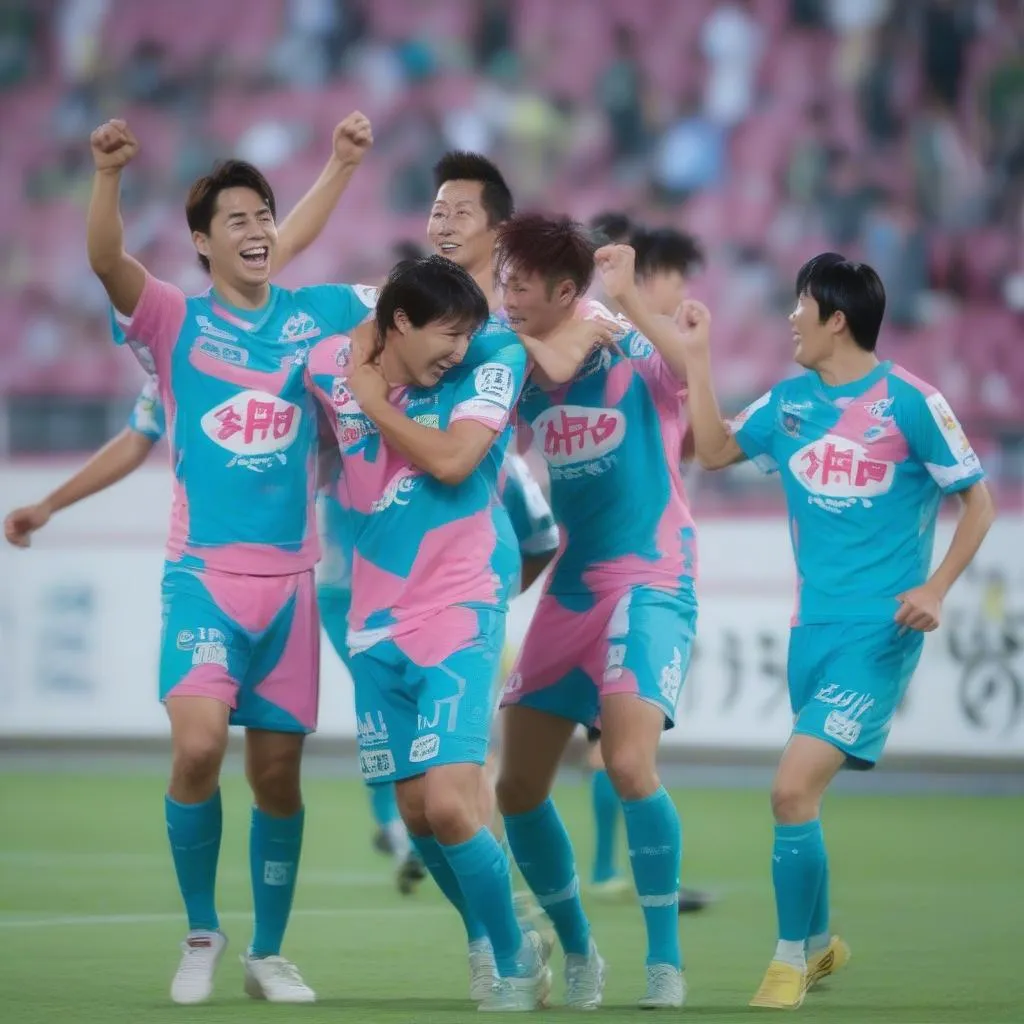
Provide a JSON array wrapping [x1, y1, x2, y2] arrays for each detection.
[[351, 607, 505, 784], [789, 620, 925, 768], [160, 563, 319, 734], [317, 584, 352, 671], [501, 584, 698, 729]]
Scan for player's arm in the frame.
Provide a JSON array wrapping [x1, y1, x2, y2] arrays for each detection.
[[896, 395, 996, 631], [595, 243, 691, 384], [273, 113, 373, 273], [87, 120, 147, 317], [517, 317, 618, 388], [4, 428, 156, 548]]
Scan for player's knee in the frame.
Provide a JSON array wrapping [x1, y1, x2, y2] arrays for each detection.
[[603, 745, 658, 802], [495, 766, 546, 817], [170, 732, 227, 799], [395, 780, 430, 835], [422, 785, 476, 844], [770, 779, 817, 824], [248, 753, 302, 817]]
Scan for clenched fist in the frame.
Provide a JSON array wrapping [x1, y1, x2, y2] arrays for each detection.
[[90, 119, 139, 174]]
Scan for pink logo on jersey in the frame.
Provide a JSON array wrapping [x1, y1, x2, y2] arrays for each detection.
[[532, 405, 626, 466], [201, 389, 302, 469], [790, 435, 895, 498], [370, 466, 422, 513]]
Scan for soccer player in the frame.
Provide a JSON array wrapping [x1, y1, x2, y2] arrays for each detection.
[[494, 217, 699, 1009], [3, 378, 164, 547], [581, 217, 712, 912], [307, 255, 587, 1011], [86, 115, 375, 1005], [666, 252, 995, 1008]]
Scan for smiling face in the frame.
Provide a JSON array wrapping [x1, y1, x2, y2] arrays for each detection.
[[390, 313, 473, 387], [427, 180, 496, 274], [502, 268, 577, 340], [789, 291, 841, 369], [192, 186, 277, 292]]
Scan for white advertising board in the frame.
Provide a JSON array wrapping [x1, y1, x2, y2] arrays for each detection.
[[1, 465, 1021, 757]]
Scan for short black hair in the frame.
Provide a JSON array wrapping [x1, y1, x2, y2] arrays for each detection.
[[374, 255, 489, 355], [433, 151, 514, 226], [185, 160, 276, 273], [392, 239, 427, 262], [495, 214, 595, 297], [632, 227, 704, 279], [588, 210, 634, 245], [795, 252, 886, 352]]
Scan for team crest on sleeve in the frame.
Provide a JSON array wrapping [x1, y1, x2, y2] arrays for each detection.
[[353, 284, 379, 309], [925, 392, 980, 477], [628, 334, 654, 358], [474, 363, 515, 407]]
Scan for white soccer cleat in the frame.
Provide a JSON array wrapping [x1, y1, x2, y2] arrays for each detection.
[[565, 939, 606, 1010], [478, 929, 553, 1012], [637, 963, 686, 1009], [170, 929, 227, 1005], [468, 938, 498, 1001], [242, 953, 316, 1003]]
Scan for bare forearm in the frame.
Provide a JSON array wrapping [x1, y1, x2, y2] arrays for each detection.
[[87, 170, 127, 276], [275, 156, 360, 271], [929, 484, 996, 598], [681, 355, 741, 469], [520, 551, 555, 592], [615, 289, 690, 382], [361, 398, 463, 483], [44, 431, 154, 514]]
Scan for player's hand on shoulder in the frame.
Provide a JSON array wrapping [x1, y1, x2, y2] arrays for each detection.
[[894, 584, 942, 633], [333, 112, 373, 165], [594, 244, 637, 301], [90, 119, 139, 173], [3, 502, 51, 548], [529, 316, 620, 385], [347, 358, 390, 410]]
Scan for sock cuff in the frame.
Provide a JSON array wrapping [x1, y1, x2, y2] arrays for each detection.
[[409, 832, 442, 858], [251, 805, 305, 832], [165, 789, 221, 813], [620, 786, 670, 815], [774, 819, 822, 842], [503, 798, 555, 828]]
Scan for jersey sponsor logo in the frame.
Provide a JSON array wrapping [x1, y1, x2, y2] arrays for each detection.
[[474, 363, 515, 407], [925, 393, 980, 473], [279, 311, 320, 342], [370, 467, 422, 513], [195, 315, 238, 342], [359, 749, 396, 780], [409, 734, 440, 763], [864, 397, 894, 420], [194, 336, 249, 366], [413, 413, 440, 428], [356, 711, 389, 748], [337, 415, 375, 451], [789, 434, 896, 504], [658, 648, 685, 706], [201, 389, 302, 471], [532, 405, 626, 468]]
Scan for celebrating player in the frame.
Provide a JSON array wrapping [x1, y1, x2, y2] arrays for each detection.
[[85, 115, 374, 1005], [494, 217, 700, 1010], [669, 252, 995, 1008], [307, 255, 558, 1011]]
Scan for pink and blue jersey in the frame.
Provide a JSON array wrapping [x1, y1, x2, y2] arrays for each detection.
[[116, 275, 375, 575], [730, 360, 986, 626], [517, 300, 697, 599], [306, 316, 528, 650], [497, 453, 559, 561]]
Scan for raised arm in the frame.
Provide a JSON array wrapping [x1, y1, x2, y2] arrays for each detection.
[[4, 428, 156, 548], [87, 120, 147, 317], [273, 112, 373, 273]]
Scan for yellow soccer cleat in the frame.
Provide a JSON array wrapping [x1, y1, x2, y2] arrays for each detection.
[[749, 961, 807, 1009], [805, 936, 851, 990]]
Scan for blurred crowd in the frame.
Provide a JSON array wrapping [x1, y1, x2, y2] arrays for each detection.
[[0, 0, 1021, 483]]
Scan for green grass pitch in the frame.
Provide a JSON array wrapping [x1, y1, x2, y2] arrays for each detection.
[[1, 769, 1021, 1022]]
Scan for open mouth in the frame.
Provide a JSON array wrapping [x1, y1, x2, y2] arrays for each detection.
[[437, 242, 459, 256], [506, 316, 525, 329], [240, 246, 269, 269]]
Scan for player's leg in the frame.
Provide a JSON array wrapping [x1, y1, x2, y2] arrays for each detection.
[[598, 586, 697, 1008], [585, 728, 627, 893], [160, 565, 243, 1004], [233, 570, 322, 1003], [318, 584, 418, 884], [498, 597, 606, 1010], [407, 608, 552, 1011]]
